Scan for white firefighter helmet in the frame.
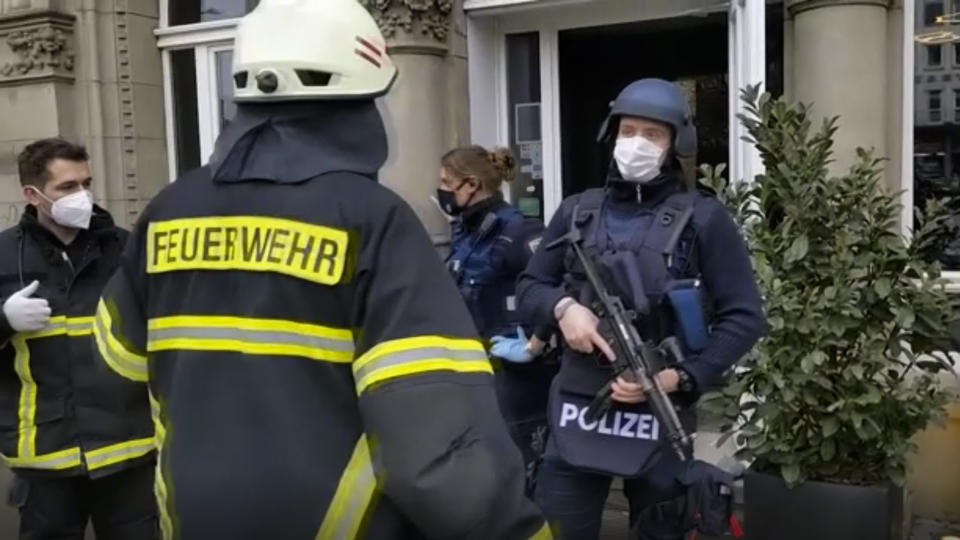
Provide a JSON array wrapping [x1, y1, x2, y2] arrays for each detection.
[[232, 0, 397, 101]]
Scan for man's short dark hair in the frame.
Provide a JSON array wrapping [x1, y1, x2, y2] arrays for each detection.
[[17, 138, 89, 188]]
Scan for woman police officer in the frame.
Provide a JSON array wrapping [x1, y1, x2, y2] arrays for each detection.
[[437, 145, 557, 495]]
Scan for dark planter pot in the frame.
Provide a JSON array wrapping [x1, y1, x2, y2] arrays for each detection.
[[744, 471, 903, 540]]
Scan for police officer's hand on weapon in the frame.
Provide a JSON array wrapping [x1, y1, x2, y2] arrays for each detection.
[[554, 297, 616, 359], [610, 369, 680, 403], [555, 296, 683, 404]]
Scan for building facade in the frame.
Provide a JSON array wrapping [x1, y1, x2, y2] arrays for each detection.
[[0, 0, 958, 523]]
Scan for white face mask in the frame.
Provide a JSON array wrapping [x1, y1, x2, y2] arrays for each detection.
[[33, 189, 94, 230], [613, 136, 666, 183]]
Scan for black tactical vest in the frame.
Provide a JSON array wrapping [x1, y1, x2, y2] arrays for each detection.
[[548, 187, 702, 478]]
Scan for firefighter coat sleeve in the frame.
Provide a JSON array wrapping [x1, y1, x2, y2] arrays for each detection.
[[93, 216, 149, 384], [351, 200, 549, 540]]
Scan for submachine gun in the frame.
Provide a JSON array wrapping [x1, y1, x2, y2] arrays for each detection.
[[547, 220, 693, 462]]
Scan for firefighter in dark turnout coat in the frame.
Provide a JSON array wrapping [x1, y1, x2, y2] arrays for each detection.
[[93, 1, 549, 539], [0, 138, 155, 540]]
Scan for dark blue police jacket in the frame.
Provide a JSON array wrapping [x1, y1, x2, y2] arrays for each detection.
[[516, 175, 766, 478], [446, 196, 545, 341]]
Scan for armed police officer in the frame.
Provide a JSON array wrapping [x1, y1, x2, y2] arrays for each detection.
[[91, 1, 549, 539], [437, 145, 556, 495], [0, 138, 155, 539], [517, 79, 765, 539]]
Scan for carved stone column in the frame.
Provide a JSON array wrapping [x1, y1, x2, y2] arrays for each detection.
[[363, 0, 468, 246], [0, 4, 76, 229], [787, 0, 892, 173]]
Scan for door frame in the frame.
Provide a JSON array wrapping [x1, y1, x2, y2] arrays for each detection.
[[466, 0, 768, 224]]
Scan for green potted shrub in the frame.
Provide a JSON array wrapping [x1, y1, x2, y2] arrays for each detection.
[[705, 87, 959, 540]]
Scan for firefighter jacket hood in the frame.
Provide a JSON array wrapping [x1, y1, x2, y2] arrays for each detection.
[[208, 100, 388, 185]]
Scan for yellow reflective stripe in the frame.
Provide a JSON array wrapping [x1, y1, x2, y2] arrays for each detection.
[[150, 392, 174, 540], [146, 315, 355, 363], [12, 336, 37, 458], [65, 316, 95, 336], [2, 447, 82, 470], [315, 435, 377, 540], [17, 316, 94, 339], [85, 437, 155, 471], [10, 316, 96, 460], [352, 336, 491, 394], [93, 299, 148, 382], [528, 522, 553, 540]]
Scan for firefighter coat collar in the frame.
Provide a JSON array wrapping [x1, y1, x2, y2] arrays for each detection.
[[208, 100, 388, 185]]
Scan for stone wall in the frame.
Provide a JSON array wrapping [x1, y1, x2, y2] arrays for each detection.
[[0, 0, 167, 230], [363, 0, 471, 246]]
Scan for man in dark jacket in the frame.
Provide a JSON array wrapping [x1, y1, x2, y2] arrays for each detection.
[[0, 138, 155, 539]]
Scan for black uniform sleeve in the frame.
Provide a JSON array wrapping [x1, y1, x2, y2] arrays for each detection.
[[500, 214, 556, 343], [682, 201, 766, 391], [0, 302, 14, 346], [351, 197, 549, 540], [517, 197, 577, 328], [92, 216, 149, 383]]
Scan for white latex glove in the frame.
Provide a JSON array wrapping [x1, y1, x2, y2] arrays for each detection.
[[2, 281, 51, 332]]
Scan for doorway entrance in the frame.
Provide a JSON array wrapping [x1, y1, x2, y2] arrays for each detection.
[[559, 14, 727, 196], [558, 7, 783, 196], [466, 0, 782, 223]]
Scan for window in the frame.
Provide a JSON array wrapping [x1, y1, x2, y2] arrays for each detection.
[[505, 33, 544, 219], [159, 0, 251, 179], [170, 49, 200, 176], [928, 44, 943, 67], [170, 0, 260, 26], [912, 7, 960, 278], [930, 89, 943, 122], [925, 0, 945, 26]]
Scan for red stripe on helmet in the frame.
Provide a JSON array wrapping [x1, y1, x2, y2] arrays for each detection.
[[355, 49, 381, 68], [356, 37, 383, 58]]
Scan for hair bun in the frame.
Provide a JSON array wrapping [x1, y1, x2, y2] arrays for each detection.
[[488, 147, 517, 183]]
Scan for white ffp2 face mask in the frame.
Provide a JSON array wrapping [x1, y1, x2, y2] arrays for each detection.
[[34, 189, 94, 230], [613, 136, 666, 183]]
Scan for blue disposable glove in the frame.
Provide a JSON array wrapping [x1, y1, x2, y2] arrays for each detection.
[[490, 326, 533, 364]]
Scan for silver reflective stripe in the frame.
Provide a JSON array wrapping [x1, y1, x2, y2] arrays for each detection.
[[66, 320, 92, 333], [316, 436, 376, 540], [87, 440, 154, 469], [31, 452, 79, 469], [326, 459, 375, 540], [148, 326, 354, 354], [5, 448, 81, 470], [93, 315, 148, 377], [352, 346, 488, 382]]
